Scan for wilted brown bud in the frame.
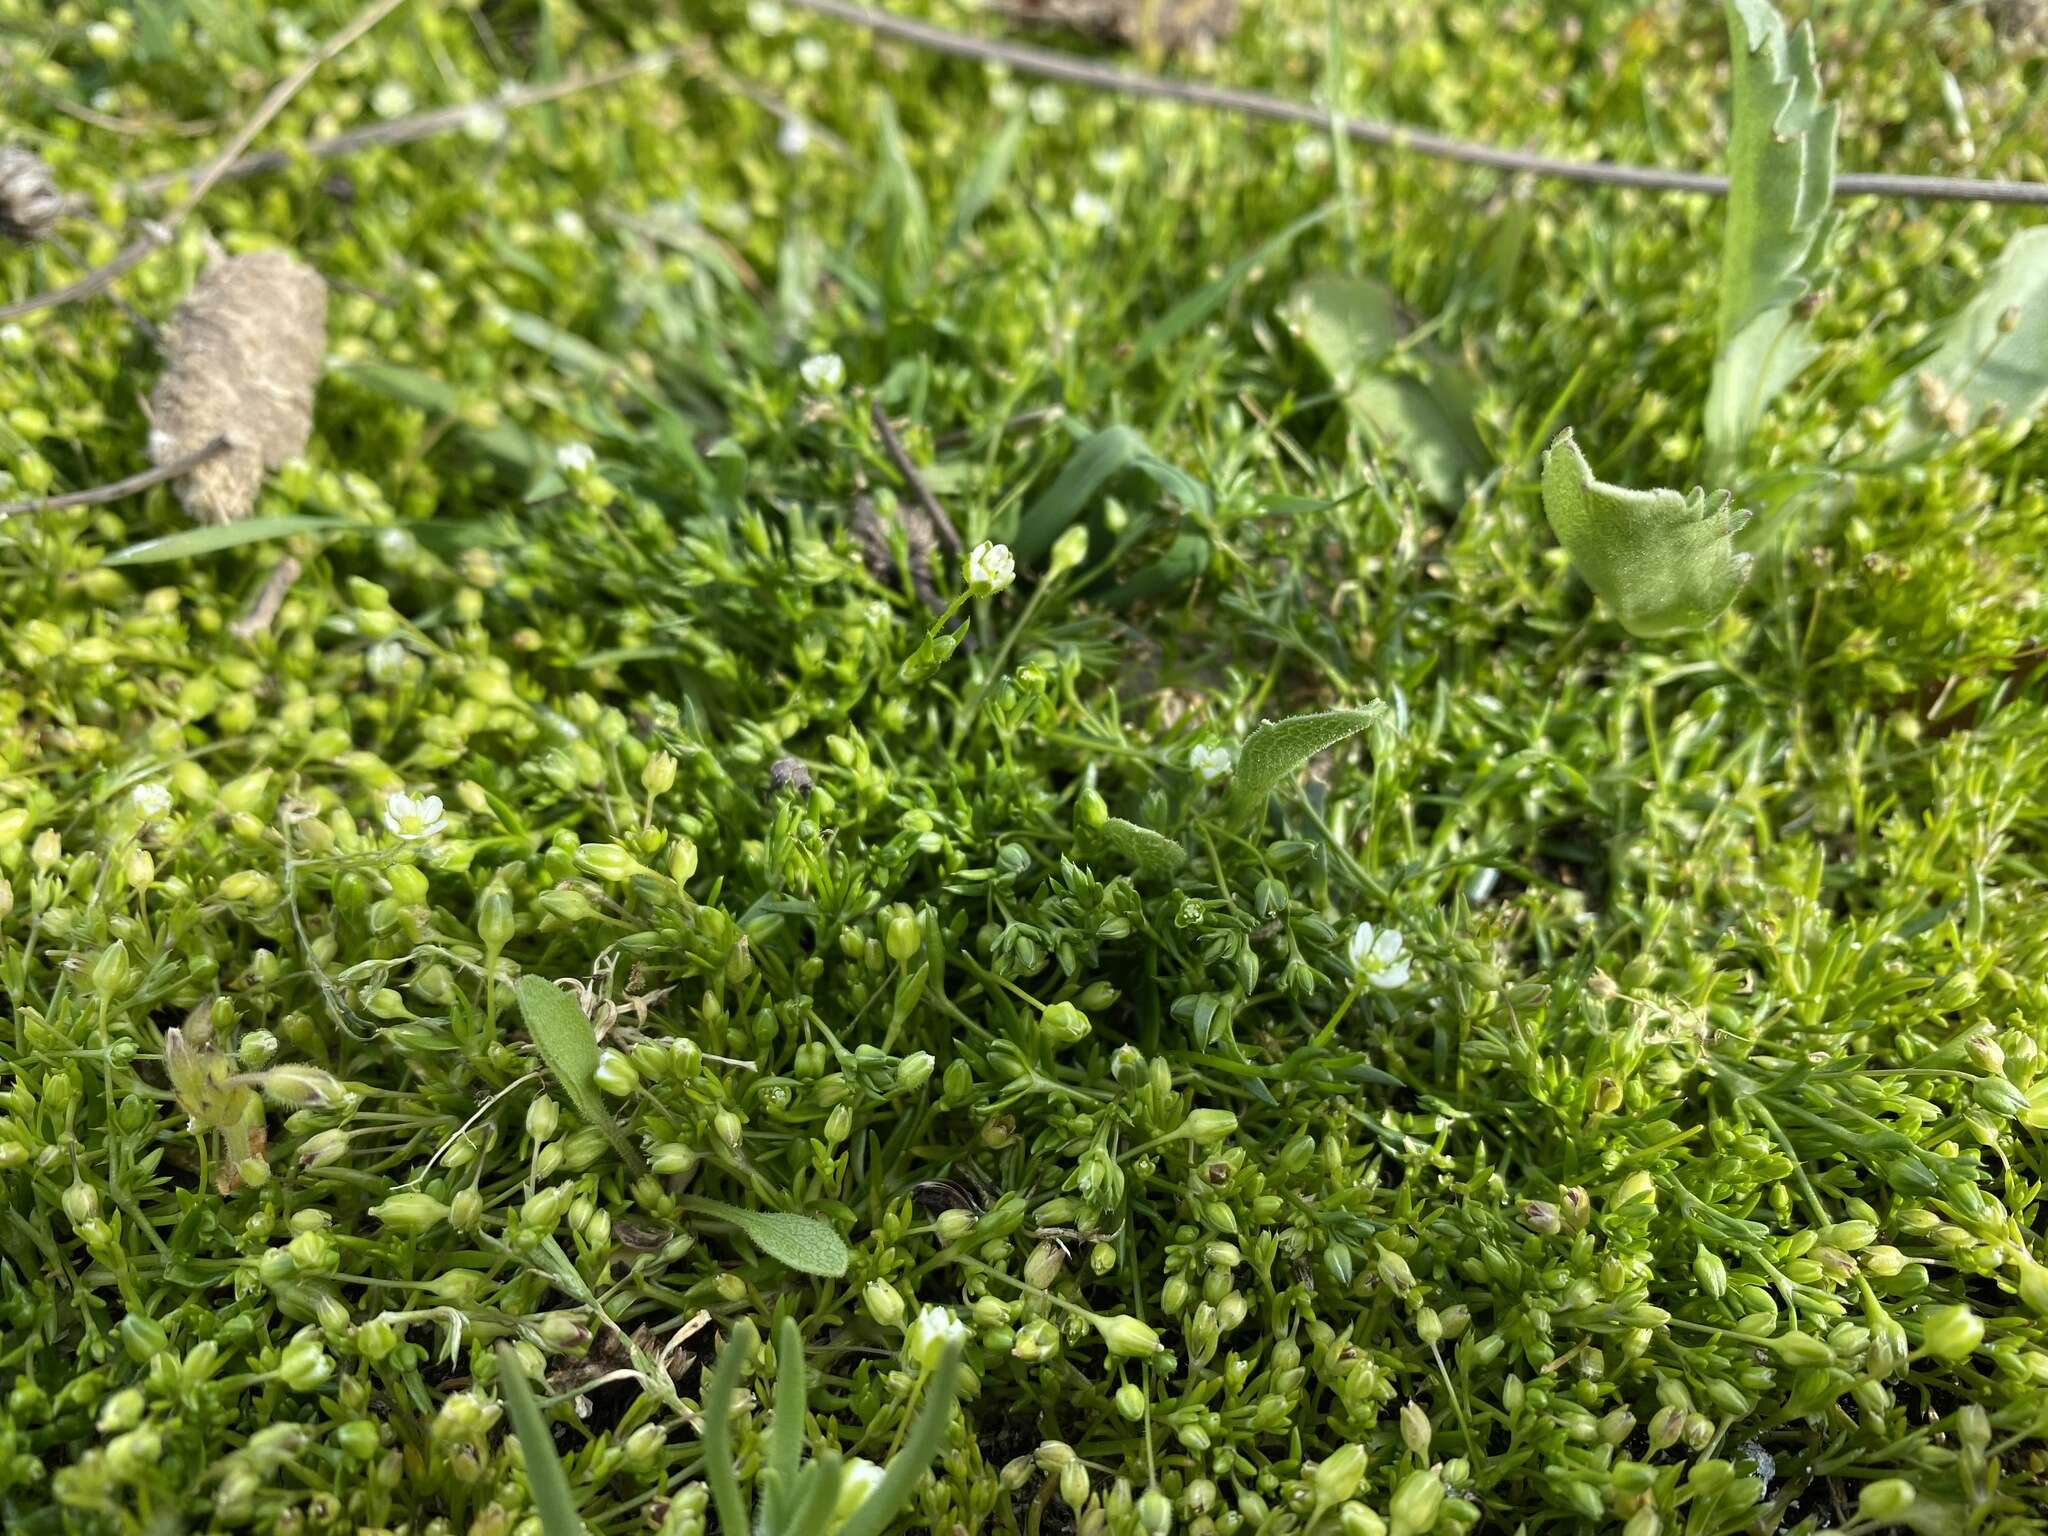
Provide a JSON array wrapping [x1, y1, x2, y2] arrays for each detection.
[[0, 147, 62, 243], [148, 249, 327, 523]]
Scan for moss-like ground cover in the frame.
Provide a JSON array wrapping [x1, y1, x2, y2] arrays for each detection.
[[4, 1, 2048, 1532]]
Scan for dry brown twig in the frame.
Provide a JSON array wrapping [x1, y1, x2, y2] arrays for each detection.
[[0, 436, 229, 522], [0, 0, 411, 324]]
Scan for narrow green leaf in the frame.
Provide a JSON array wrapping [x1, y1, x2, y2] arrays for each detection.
[[875, 95, 932, 312], [945, 112, 1025, 246], [503, 309, 622, 379], [495, 1345, 585, 1536], [514, 976, 642, 1174], [1541, 429, 1752, 639], [688, 1197, 851, 1277], [760, 1316, 809, 1533], [1224, 707, 1386, 824], [834, 1342, 964, 1536], [1126, 202, 1341, 371], [1097, 817, 1189, 880], [1889, 226, 2048, 446], [1283, 274, 1486, 505], [1011, 426, 1211, 565], [1705, 0, 1837, 475], [102, 516, 347, 567], [782, 1451, 846, 1536], [700, 1320, 755, 1536]]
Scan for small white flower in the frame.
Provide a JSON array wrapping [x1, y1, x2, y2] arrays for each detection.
[[365, 640, 410, 687], [799, 351, 845, 393], [747, 0, 787, 33], [1091, 146, 1132, 178], [965, 540, 1016, 597], [1347, 922, 1411, 990], [908, 1304, 968, 1370], [1070, 190, 1111, 231], [131, 782, 172, 819], [1027, 85, 1066, 125], [383, 791, 447, 841], [836, 1458, 885, 1517], [552, 208, 587, 240], [463, 103, 507, 143], [273, 15, 312, 52], [90, 88, 120, 114], [371, 81, 415, 120], [793, 36, 829, 71], [1189, 743, 1236, 784], [86, 21, 121, 56], [1293, 134, 1332, 171], [989, 80, 1026, 113], [555, 441, 596, 475], [777, 117, 812, 158]]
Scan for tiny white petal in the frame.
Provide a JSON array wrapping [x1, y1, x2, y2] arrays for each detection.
[[555, 442, 596, 475], [966, 540, 1015, 596], [799, 351, 845, 392], [131, 782, 173, 818], [777, 117, 812, 157]]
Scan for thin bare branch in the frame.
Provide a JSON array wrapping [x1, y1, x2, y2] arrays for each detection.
[[870, 400, 965, 557], [788, 0, 2048, 207], [0, 435, 230, 522], [1, 0, 411, 324]]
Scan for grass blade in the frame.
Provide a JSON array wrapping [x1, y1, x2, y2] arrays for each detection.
[[700, 1320, 756, 1536], [102, 515, 346, 566]]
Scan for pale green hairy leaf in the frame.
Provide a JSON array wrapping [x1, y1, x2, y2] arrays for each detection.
[[495, 1345, 585, 1536], [687, 1197, 851, 1277], [1705, 0, 1837, 476], [514, 976, 642, 1174], [1098, 817, 1189, 880], [1225, 708, 1386, 824], [1889, 226, 2048, 446], [1542, 430, 1753, 639], [1284, 274, 1485, 505], [103, 516, 347, 567]]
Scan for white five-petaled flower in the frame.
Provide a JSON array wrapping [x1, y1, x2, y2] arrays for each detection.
[[777, 117, 811, 158], [131, 782, 172, 819], [799, 351, 845, 393], [1347, 921, 1411, 990], [965, 540, 1016, 597], [907, 1304, 968, 1371], [383, 791, 447, 841], [555, 441, 596, 475], [1189, 743, 1236, 783], [371, 81, 415, 120]]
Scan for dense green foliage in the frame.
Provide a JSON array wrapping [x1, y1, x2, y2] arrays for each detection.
[[4, 2, 2048, 1535]]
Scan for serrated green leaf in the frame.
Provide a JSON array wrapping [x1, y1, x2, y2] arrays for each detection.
[[1889, 226, 2048, 446], [1284, 274, 1486, 505], [514, 976, 642, 1174], [1705, 0, 1837, 475], [1098, 817, 1189, 880], [1224, 708, 1385, 823], [102, 516, 349, 567], [688, 1196, 850, 1277], [495, 1345, 585, 1536], [1541, 429, 1753, 638]]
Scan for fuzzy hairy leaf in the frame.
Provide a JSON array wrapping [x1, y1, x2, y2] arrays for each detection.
[[496, 1346, 585, 1536], [1098, 817, 1189, 880], [1704, 0, 1837, 475], [1284, 274, 1486, 505], [1542, 430, 1753, 638], [689, 1197, 851, 1277], [1225, 707, 1386, 823], [514, 976, 642, 1173], [1890, 226, 2048, 445]]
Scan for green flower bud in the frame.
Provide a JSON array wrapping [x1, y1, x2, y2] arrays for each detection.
[[371, 1193, 449, 1233], [1920, 1303, 1984, 1361], [477, 882, 515, 951], [1314, 1443, 1369, 1505], [1116, 1383, 1146, 1419], [642, 751, 678, 796], [1041, 1002, 1091, 1044], [297, 1128, 351, 1168], [1770, 1331, 1833, 1368], [574, 843, 642, 882], [450, 1188, 483, 1231], [526, 1095, 560, 1143], [1177, 1109, 1237, 1143], [1389, 1469, 1444, 1536], [278, 1336, 334, 1392], [1094, 1313, 1164, 1357], [1858, 1479, 1917, 1523], [1138, 1488, 1173, 1535], [593, 1048, 639, 1096], [897, 1051, 936, 1093], [1400, 1401, 1432, 1456], [884, 905, 922, 962], [864, 1281, 906, 1329]]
